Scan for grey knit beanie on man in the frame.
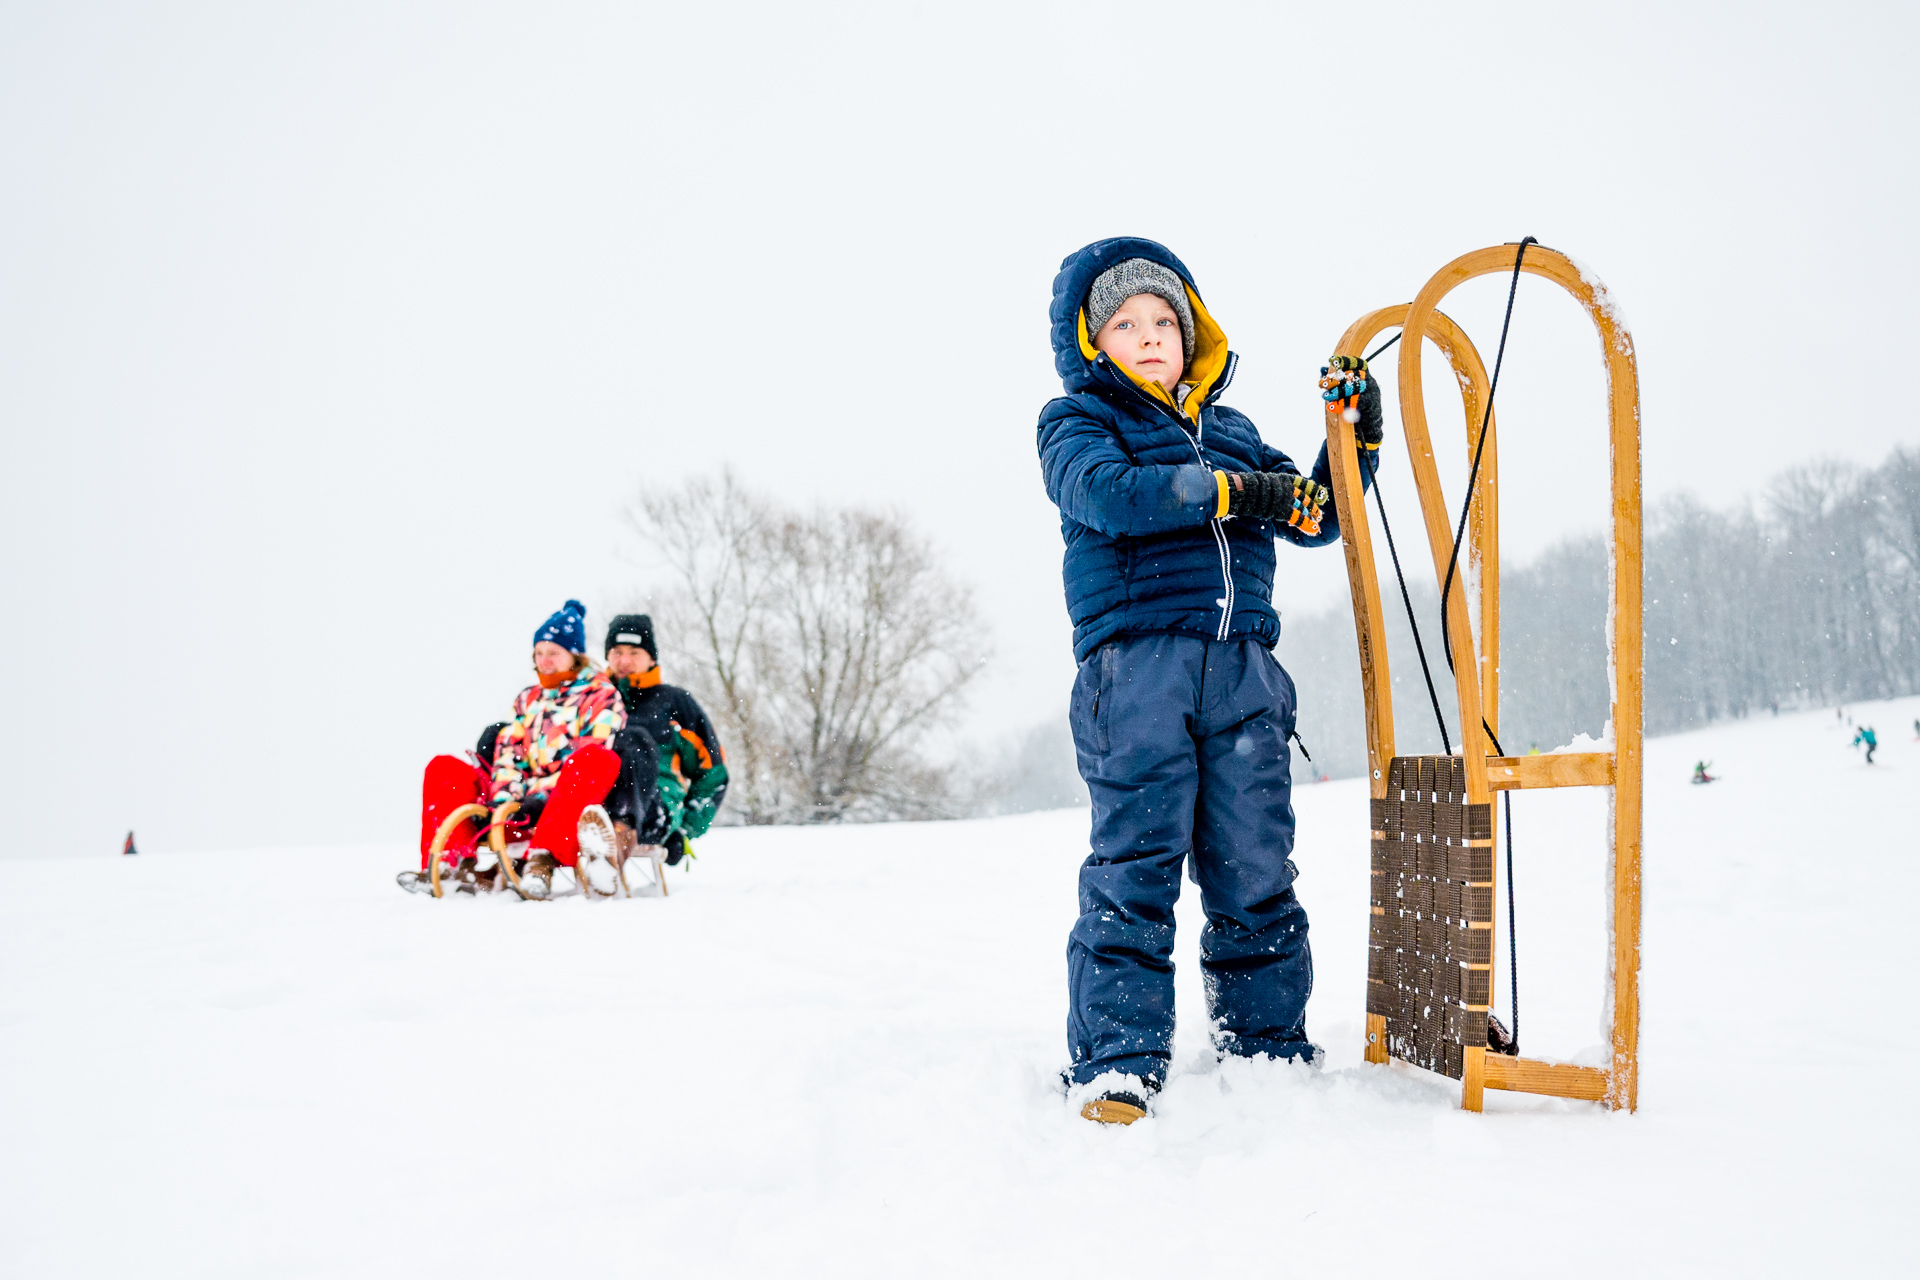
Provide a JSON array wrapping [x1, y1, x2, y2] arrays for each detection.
[[1083, 257, 1196, 363]]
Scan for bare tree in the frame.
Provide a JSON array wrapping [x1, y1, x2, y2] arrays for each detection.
[[623, 472, 984, 824], [628, 471, 784, 821]]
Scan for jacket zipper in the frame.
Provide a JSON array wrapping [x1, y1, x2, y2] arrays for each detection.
[[1096, 355, 1235, 640], [1185, 416, 1233, 640]]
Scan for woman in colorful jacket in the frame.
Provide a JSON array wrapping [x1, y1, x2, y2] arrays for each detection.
[[406, 600, 626, 895]]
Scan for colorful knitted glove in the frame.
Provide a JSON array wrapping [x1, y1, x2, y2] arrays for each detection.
[[1224, 470, 1331, 535], [1321, 354, 1384, 451]]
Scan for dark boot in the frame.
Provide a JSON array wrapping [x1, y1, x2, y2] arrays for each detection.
[[1488, 1013, 1519, 1056]]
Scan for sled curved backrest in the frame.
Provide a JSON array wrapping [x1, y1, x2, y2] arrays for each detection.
[[1322, 244, 1643, 1113]]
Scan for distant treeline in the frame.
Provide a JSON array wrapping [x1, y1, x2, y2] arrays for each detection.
[[1278, 446, 1920, 778]]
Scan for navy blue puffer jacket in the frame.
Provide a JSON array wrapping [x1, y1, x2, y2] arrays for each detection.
[[1037, 237, 1374, 663]]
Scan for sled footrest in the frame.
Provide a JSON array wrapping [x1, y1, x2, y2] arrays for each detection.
[[1483, 1055, 1609, 1101]]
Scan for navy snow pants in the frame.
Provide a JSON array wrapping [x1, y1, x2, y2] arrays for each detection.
[[1066, 633, 1312, 1087]]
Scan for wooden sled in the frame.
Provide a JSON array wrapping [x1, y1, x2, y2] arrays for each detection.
[[1323, 242, 1643, 1112], [413, 798, 623, 900]]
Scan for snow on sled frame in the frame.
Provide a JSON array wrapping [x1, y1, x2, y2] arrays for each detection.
[[1322, 243, 1643, 1112]]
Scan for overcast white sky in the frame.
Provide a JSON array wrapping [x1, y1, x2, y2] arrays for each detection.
[[4, 1, 1915, 857]]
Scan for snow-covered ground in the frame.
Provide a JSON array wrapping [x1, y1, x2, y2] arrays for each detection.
[[4, 699, 1915, 1277]]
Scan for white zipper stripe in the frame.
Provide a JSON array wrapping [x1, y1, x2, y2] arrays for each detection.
[[1210, 521, 1232, 639], [1180, 404, 1233, 640]]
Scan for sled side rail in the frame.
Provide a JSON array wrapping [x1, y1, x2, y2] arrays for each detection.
[[1325, 306, 1498, 1084], [1485, 752, 1614, 791]]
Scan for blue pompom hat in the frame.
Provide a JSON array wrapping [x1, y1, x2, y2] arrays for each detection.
[[533, 599, 588, 654]]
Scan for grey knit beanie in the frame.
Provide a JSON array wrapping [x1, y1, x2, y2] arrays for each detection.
[[1084, 258, 1196, 362]]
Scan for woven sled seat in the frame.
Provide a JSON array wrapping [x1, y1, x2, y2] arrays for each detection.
[[1367, 755, 1495, 1080]]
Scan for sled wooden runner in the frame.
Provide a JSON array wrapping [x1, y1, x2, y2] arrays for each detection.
[[1321, 243, 1643, 1112], [427, 804, 491, 898]]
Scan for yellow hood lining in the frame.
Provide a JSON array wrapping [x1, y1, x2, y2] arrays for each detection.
[[1076, 283, 1231, 421]]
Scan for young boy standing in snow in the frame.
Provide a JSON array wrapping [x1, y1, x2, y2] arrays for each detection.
[[1037, 238, 1382, 1124]]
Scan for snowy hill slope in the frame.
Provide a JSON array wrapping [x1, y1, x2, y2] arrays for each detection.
[[3, 699, 1915, 1278]]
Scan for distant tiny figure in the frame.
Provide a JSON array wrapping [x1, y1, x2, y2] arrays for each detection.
[[1691, 761, 1715, 785], [1912, 717, 1919, 740], [122, 830, 138, 856], [1852, 726, 1878, 764]]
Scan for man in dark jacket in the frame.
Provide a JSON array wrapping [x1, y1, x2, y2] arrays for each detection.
[[1037, 237, 1382, 1124], [602, 614, 728, 862]]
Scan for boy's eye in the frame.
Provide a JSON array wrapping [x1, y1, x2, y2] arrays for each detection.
[[1157, 318, 1174, 326]]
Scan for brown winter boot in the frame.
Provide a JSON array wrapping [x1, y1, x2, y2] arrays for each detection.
[[1080, 1091, 1149, 1125], [517, 851, 557, 900], [448, 857, 480, 894]]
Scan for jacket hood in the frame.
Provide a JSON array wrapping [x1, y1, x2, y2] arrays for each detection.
[[1047, 236, 1236, 417]]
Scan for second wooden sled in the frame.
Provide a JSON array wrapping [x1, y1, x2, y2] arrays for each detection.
[[1323, 242, 1643, 1113], [611, 825, 673, 899]]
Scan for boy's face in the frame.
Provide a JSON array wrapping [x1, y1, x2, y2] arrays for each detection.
[[606, 644, 656, 679], [1093, 293, 1185, 392]]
